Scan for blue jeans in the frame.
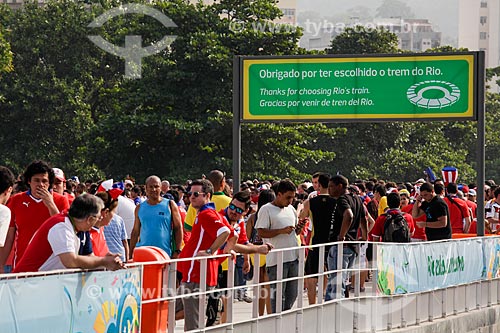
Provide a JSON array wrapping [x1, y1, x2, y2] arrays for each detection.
[[235, 255, 245, 286], [267, 259, 299, 312], [325, 245, 356, 301], [235, 254, 247, 297]]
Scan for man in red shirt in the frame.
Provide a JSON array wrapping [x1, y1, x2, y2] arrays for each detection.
[[371, 193, 415, 241], [400, 190, 426, 241], [0, 161, 69, 272], [444, 183, 471, 233], [177, 179, 233, 331], [216, 191, 272, 324], [52, 167, 75, 205], [461, 186, 477, 220], [13, 194, 124, 272]]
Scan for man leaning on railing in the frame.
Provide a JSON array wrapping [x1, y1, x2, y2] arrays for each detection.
[[13, 194, 125, 273], [175, 179, 235, 331]]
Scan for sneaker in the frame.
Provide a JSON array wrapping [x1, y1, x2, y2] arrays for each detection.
[[240, 292, 253, 303]]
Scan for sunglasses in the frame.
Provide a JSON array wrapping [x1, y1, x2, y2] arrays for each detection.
[[229, 203, 245, 214], [188, 191, 205, 198]]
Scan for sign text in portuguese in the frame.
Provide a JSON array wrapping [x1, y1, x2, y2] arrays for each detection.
[[241, 54, 477, 121]]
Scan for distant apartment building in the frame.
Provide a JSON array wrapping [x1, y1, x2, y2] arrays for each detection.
[[377, 18, 441, 51], [276, 0, 296, 26], [458, 0, 500, 68], [301, 17, 441, 52]]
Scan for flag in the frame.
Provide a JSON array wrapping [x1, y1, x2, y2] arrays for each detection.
[[441, 167, 458, 186], [97, 179, 123, 200], [97, 179, 113, 192], [424, 167, 436, 183], [109, 182, 124, 200]]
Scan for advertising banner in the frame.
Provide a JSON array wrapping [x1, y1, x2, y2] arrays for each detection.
[[0, 268, 141, 333], [377, 238, 483, 295], [241, 54, 477, 121], [482, 236, 500, 279]]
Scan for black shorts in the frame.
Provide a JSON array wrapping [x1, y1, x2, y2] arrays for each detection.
[[218, 268, 228, 289], [366, 243, 373, 262], [305, 249, 325, 275], [216, 266, 229, 296]]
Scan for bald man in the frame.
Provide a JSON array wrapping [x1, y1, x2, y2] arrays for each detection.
[[130, 175, 182, 258]]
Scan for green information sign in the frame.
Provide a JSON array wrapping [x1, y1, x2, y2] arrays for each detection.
[[239, 54, 478, 121]]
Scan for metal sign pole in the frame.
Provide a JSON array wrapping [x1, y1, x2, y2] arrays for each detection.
[[477, 51, 486, 236], [232, 56, 241, 190]]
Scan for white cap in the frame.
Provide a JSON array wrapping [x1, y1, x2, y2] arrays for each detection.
[[53, 168, 65, 181]]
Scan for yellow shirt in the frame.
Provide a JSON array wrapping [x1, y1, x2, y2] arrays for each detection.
[[378, 196, 388, 216], [184, 192, 232, 231]]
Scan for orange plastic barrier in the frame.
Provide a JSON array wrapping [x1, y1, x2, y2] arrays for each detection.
[[452, 233, 496, 239], [133, 246, 169, 333]]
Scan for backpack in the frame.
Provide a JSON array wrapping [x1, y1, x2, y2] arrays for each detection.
[[383, 211, 411, 243]]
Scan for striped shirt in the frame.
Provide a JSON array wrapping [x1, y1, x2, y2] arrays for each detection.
[[103, 215, 127, 261]]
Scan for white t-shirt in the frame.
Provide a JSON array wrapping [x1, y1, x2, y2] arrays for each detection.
[[116, 195, 136, 239], [0, 204, 11, 247], [39, 217, 80, 271], [255, 203, 299, 267], [486, 200, 500, 230]]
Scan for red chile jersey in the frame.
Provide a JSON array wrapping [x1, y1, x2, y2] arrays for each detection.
[[7, 190, 69, 267], [178, 203, 233, 286], [219, 208, 249, 245]]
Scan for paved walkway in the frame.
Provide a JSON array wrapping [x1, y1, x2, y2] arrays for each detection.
[[173, 283, 375, 332]]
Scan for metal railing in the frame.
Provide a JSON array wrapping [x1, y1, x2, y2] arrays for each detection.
[[3, 237, 500, 332]]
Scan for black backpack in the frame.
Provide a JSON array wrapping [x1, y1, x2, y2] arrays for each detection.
[[383, 211, 411, 243]]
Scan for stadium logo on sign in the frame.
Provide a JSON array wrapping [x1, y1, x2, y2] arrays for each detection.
[[406, 80, 460, 109]]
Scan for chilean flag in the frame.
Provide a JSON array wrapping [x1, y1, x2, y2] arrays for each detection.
[[441, 167, 458, 186], [97, 179, 124, 200]]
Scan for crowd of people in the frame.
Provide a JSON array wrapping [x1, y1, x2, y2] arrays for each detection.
[[0, 160, 496, 330]]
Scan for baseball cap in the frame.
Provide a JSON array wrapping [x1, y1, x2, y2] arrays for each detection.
[[71, 176, 80, 184], [124, 179, 134, 186], [399, 189, 410, 197], [468, 189, 477, 196], [53, 168, 65, 182], [258, 184, 270, 191], [415, 178, 425, 184], [386, 187, 398, 194]]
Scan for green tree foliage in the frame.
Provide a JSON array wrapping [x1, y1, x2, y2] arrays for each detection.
[[484, 92, 500, 181], [0, 5, 13, 75], [0, 30, 12, 74], [325, 27, 485, 183], [0, 0, 340, 183], [327, 26, 399, 55], [1, 0, 497, 185]]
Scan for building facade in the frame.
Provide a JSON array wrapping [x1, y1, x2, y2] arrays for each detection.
[[301, 17, 441, 52], [459, 0, 500, 68]]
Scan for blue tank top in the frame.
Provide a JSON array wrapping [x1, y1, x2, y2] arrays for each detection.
[[136, 199, 172, 256]]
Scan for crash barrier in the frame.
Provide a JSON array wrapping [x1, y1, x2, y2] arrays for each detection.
[[3, 237, 500, 332], [0, 266, 142, 333], [133, 246, 170, 333]]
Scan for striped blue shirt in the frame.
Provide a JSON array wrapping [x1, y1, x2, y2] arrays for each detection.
[[103, 214, 127, 261]]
